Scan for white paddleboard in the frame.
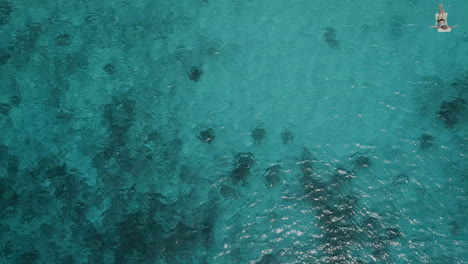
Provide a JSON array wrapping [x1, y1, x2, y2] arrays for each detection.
[[435, 13, 451, 32]]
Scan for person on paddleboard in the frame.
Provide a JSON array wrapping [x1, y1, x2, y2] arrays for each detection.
[[429, 4, 458, 31]]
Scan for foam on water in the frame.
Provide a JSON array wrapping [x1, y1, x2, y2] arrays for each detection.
[[0, 0, 467, 263]]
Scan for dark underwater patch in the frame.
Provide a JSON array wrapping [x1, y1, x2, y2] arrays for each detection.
[[112, 211, 163, 263], [55, 33, 72, 46], [419, 133, 434, 150], [299, 147, 314, 178], [353, 155, 371, 169], [102, 97, 136, 138], [361, 216, 401, 262], [93, 97, 141, 184], [393, 173, 409, 186], [251, 125, 266, 143], [103, 63, 116, 75], [263, 164, 281, 188], [188, 66, 203, 82], [297, 147, 402, 262], [231, 152, 255, 184], [17, 251, 40, 264], [163, 220, 215, 258], [0, 102, 11, 116], [0, 144, 20, 212], [437, 98, 466, 128], [0, 1, 12, 26], [197, 128, 215, 144], [0, 49, 10, 66], [9, 95, 21, 106], [219, 185, 239, 198], [49, 167, 85, 202], [385, 227, 402, 240], [9, 22, 43, 62], [145, 130, 161, 144], [409, 0, 419, 7], [24, 158, 87, 210], [108, 196, 217, 263], [300, 148, 332, 203], [64, 53, 89, 72], [390, 15, 406, 39], [451, 78, 468, 91], [231, 164, 251, 184], [330, 166, 356, 187], [323, 27, 340, 48], [318, 200, 360, 263], [256, 253, 279, 264], [2, 240, 13, 257], [281, 129, 293, 144], [450, 220, 462, 236], [0, 145, 8, 170]]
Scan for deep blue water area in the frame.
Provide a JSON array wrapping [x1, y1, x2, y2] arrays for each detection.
[[0, 0, 467, 263]]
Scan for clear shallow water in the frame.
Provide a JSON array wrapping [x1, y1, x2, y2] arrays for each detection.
[[0, 0, 467, 263]]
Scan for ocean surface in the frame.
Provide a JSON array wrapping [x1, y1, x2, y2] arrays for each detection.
[[0, 0, 467, 263]]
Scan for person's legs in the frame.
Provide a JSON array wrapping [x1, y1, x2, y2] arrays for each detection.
[[439, 4, 445, 14], [437, 4, 445, 21]]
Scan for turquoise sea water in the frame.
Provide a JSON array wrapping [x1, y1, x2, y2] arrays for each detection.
[[1, 0, 467, 263]]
